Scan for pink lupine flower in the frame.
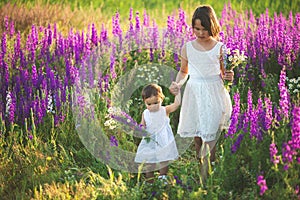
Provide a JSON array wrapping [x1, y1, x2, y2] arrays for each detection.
[[257, 175, 268, 196]]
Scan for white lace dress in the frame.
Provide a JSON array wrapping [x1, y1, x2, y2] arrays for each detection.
[[178, 41, 232, 142], [135, 106, 179, 163]]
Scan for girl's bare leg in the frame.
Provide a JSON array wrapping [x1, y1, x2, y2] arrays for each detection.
[[194, 136, 203, 159], [159, 161, 169, 175], [199, 140, 217, 185], [210, 145, 216, 162], [145, 164, 155, 183]]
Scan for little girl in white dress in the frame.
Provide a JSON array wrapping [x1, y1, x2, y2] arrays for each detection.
[[135, 83, 180, 183]]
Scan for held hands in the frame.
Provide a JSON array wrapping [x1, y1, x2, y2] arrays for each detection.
[[169, 81, 180, 95], [224, 70, 234, 82]]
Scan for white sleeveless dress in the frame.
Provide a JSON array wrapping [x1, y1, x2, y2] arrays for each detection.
[[178, 41, 232, 142], [135, 106, 179, 163]]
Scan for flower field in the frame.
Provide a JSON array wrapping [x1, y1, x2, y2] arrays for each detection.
[[0, 1, 299, 199]]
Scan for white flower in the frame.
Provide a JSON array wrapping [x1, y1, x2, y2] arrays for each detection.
[[47, 94, 55, 114], [5, 91, 12, 116]]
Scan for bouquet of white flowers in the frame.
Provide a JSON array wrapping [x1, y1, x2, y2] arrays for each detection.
[[222, 47, 248, 91]]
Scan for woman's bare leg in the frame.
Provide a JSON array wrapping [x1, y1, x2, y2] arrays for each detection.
[[159, 161, 169, 175], [194, 136, 203, 159], [199, 140, 217, 185], [145, 164, 155, 183]]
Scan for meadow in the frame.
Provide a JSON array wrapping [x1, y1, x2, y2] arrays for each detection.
[[0, 0, 300, 199]]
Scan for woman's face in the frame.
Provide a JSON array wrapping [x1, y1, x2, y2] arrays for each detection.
[[144, 95, 162, 112], [193, 19, 210, 41]]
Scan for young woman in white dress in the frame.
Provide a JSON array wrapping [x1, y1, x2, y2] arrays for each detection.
[[169, 5, 234, 184]]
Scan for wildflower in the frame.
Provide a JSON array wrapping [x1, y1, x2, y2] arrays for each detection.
[[5, 91, 15, 123], [91, 23, 98, 46], [282, 142, 294, 170], [226, 92, 240, 138], [269, 143, 280, 164], [264, 97, 273, 131], [257, 175, 268, 196], [278, 68, 290, 119], [110, 135, 118, 147], [231, 134, 244, 153], [291, 106, 300, 150], [223, 47, 247, 71]]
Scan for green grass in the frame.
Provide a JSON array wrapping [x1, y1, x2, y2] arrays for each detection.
[[1, 0, 298, 19]]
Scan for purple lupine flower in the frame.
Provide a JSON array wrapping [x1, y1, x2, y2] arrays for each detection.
[[97, 72, 103, 95], [74, 93, 87, 117], [36, 97, 43, 124], [1, 32, 7, 58], [282, 142, 294, 170], [291, 106, 300, 150], [9, 20, 15, 37], [112, 12, 122, 37], [104, 74, 110, 92], [242, 89, 253, 133], [257, 97, 265, 130], [143, 10, 149, 27], [273, 106, 282, 127], [100, 24, 108, 45], [4, 16, 9, 32], [278, 68, 290, 119], [53, 23, 57, 39], [31, 65, 38, 88], [47, 27, 53, 46], [30, 25, 38, 63], [250, 110, 258, 140], [110, 135, 118, 147], [12, 31, 21, 69], [166, 15, 175, 39], [135, 11, 140, 31], [257, 175, 268, 196], [129, 8, 133, 21], [264, 97, 273, 130], [110, 44, 117, 79], [61, 84, 66, 103], [91, 23, 98, 46], [250, 100, 263, 141], [179, 8, 188, 31], [87, 60, 94, 87], [269, 143, 280, 165], [231, 134, 244, 153], [226, 92, 240, 138], [151, 21, 159, 49]]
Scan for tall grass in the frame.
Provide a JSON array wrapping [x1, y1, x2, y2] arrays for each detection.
[[0, 0, 299, 35]]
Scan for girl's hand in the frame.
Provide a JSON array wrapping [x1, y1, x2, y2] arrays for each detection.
[[224, 70, 234, 82], [169, 82, 180, 95]]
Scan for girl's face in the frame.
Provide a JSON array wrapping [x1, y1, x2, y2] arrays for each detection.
[[144, 95, 162, 112], [193, 19, 211, 41]]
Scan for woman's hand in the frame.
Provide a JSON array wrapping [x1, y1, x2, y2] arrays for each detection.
[[224, 70, 234, 82], [169, 82, 180, 95]]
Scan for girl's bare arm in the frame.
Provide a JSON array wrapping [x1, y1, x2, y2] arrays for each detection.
[[166, 91, 181, 115]]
